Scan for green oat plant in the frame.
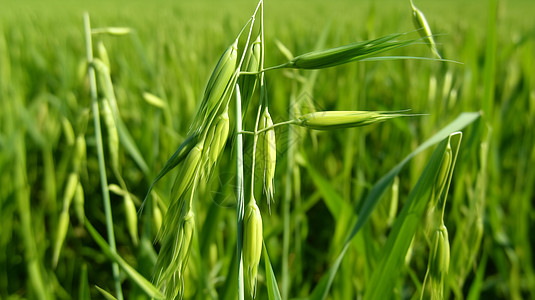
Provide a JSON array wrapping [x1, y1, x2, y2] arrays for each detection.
[[3, 0, 535, 299], [129, 1, 479, 299]]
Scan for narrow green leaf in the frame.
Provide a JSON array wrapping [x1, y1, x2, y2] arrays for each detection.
[[84, 219, 164, 299], [79, 264, 91, 300], [95, 286, 118, 300], [466, 250, 489, 300], [263, 243, 282, 300], [308, 112, 480, 300], [364, 133, 462, 299], [302, 159, 349, 217]]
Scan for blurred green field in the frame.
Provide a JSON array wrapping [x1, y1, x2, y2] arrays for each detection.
[[1, 0, 534, 299]]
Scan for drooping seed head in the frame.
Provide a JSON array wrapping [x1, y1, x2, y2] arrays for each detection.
[[152, 199, 163, 235], [239, 35, 261, 116], [91, 27, 131, 36], [124, 193, 139, 246], [101, 98, 120, 173], [410, 0, 442, 59], [156, 209, 195, 300], [296, 110, 414, 130], [433, 142, 452, 205], [97, 41, 110, 69], [73, 135, 86, 173], [243, 199, 263, 298], [203, 106, 230, 169], [170, 142, 204, 204], [283, 33, 417, 69], [195, 41, 238, 129], [259, 108, 276, 210], [73, 182, 85, 224], [52, 211, 70, 268], [429, 224, 450, 299]]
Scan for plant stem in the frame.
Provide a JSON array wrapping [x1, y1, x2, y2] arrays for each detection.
[[83, 12, 124, 300], [235, 84, 245, 300]]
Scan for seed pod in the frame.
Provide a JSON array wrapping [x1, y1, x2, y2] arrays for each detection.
[[91, 27, 131, 36], [170, 142, 203, 204], [296, 110, 413, 130], [61, 117, 75, 146], [73, 135, 86, 173], [62, 172, 79, 208], [410, 0, 442, 59], [243, 199, 263, 298], [196, 41, 238, 127], [97, 41, 110, 70], [239, 35, 261, 117], [73, 182, 85, 224], [259, 108, 276, 209], [156, 210, 195, 300], [142, 92, 167, 109], [429, 224, 450, 285], [124, 193, 139, 246], [204, 106, 230, 168], [283, 32, 414, 69], [52, 210, 70, 268], [433, 142, 452, 203], [153, 201, 162, 234], [101, 98, 120, 173]]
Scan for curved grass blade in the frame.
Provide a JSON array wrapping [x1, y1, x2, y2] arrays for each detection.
[[79, 264, 90, 300], [308, 112, 480, 300], [84, 218, 164, 299], [95, 286, 118, 300], [263, 243, 282, 300], [363, 132, 462, 299]]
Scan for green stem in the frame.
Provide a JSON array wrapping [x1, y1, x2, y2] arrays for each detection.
[[84, 12, 124, 300], [239, 120, 299, 136], [235, 84, 245, 300]]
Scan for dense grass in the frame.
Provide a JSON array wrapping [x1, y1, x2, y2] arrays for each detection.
[[1, 0, 534, 299]]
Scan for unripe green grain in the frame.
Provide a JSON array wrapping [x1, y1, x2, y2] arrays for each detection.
[[157, 210, 195, 300], [124, 193, 139, 246], [97, 41, 110, 69], [296, 110, 413, 130], [244, 198, 263, 298], [52, 172, 79, 267], [434, 143, 452, 202], [52, 211, 70, 268], [61, 117, 75, 146], [204, 106, 230, 168], [62, 172, 79, 208], [73, 135, 86, 173], [196, 41, 238, 129], [410, 0, 442, 59], [153, 201, 162, 234], [239, 35, 261, 116], [280, 33, 415, 70], [101, 98, 119, 172], [429, 224, 450, 300], [170, 142, 203, 205], [73, 182, 85, 224], [259, 108, 276, 209], [91, 27, 131, 36]]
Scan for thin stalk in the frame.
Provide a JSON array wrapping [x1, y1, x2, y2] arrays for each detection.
[[83, 12, 124, 300], [281, 12, 294, 300], [235, 3, 263, 299], [235, 84, 246, 300]]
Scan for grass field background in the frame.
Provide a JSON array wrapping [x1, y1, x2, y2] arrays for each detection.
[[1, 0, 534, 299]]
